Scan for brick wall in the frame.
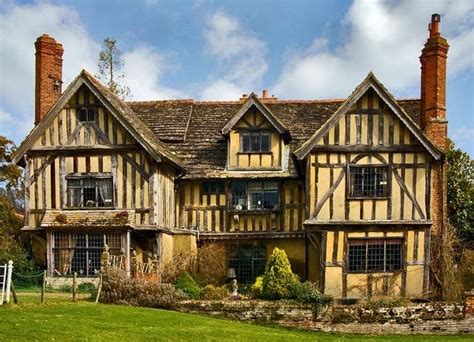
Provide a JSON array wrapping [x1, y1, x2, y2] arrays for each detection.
[[35, 34, 63, 125]]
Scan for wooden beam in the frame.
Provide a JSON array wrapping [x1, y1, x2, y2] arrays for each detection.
[[29, 144, 139, 153], [310, 145, 426, 153]]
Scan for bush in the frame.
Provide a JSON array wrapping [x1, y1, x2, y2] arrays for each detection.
[[160, 250, 196, 284], [250, 276, 263, 298], [261, 248, 299, 300], [289, 281, 332, 304], [101, 268, 184, 308], [174, 271, 201, 299], [200, 285, 229, 300], [193, 243, 228, 286]]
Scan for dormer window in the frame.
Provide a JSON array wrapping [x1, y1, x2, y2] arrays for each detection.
[[241, 131, 270, 153], [79, 107, 96, 122]]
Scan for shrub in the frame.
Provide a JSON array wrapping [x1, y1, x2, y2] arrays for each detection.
[[100, 268, 184, 308], [193, 243, 227, 286], [200, 285, 229, 300], [175, 271, 201, 299], [160, 250, 196, 284], [250, 276, 263, 298], [261, 248, 299, 300], [289, 281, 332, 304]]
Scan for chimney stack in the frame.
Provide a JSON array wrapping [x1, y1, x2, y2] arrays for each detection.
[[420, 14, 449, 150], [262, 89, 269, 98], [35, 34, 63, 125]]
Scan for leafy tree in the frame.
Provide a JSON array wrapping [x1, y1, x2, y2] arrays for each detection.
[[97, 37, 131, 100], [261, 247, 299, 299], [446, 139, 474, 241], [0, 135, 37, 281]]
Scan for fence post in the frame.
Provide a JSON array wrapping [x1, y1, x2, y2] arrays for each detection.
[[41, 270, 46, 304], [95, 274, 102, 304], [5, 261, 13, 304], [72, 272, 77, 302]]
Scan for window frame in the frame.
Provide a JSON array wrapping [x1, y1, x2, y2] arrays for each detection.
[[201, 181, 225, 195], [228, 244, 266, 284], [239, 130, 272, 153], [347, 165, 390, 199], [66, 173, 114, 209], [78, 107, 96, 122], [347, 238, 403, 274], [229, 180, 280, 212]]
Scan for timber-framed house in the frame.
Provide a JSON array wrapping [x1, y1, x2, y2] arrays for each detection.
[[14, 14, 449, 299]]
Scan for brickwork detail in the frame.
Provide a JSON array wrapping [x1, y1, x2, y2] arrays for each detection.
[[35, 34, 63, 125]]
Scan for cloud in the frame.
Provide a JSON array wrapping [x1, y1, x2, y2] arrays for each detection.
[[201, 10, 268, 99], [0, 1, 99, 143], [122, 45, 186, 100], [273, 0, 474, 99]]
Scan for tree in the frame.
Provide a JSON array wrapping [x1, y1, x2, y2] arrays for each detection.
[[97, 37, 131, 100], [261, 247, 299, 299], [446, 139, 474, 241], [0, 135, 37, 279]]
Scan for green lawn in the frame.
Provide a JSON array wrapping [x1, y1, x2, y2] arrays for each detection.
[[0, 294, 472, 341]]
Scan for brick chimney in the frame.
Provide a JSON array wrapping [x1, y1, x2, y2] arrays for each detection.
[[35, 34, 63, 125], [420, 14, 449, 150]]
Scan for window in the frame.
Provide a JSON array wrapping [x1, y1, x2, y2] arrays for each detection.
[[348, 239, 403, 273], [229, 244, 266, 283], [67, 175, 113, 208], [79, 107, 96, 122], [53, 232, 123, 277], [349, 166, 389, 198], [231, 181, 279, 211], [240, 131, 271, 153], [202, 181, 225, 195]]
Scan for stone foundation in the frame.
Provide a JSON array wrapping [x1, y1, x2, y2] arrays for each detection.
[[176, 300, 473, 335]]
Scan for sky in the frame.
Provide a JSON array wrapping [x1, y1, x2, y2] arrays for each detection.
[[0, 0, 473, 156]]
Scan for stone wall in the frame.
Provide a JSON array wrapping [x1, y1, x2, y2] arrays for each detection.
[[176, 300, 473, 335]]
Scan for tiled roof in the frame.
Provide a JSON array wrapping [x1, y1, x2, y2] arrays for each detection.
[[41, 210, 135, 229], [129, 98, 421, 178]]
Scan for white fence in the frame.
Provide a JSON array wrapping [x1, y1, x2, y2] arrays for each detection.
[[0, 261, 13, 305]]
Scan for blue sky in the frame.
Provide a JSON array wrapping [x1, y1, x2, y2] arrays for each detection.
[[1, 0, 473, 155]]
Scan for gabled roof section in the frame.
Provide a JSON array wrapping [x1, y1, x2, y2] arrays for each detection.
[[221, 93, 291, 141], [294, 72, 443, 161], [13, 70, 184, 170]]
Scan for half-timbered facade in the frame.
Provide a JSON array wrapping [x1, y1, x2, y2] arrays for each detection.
[[14, 14, 449, 299]]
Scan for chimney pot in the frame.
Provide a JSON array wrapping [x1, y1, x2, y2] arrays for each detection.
[[262, 89, 269, 98], [429, 13, 441, 37]]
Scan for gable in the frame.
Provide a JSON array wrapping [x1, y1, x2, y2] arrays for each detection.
[[221, 93, 290, 141], [294, 73, 442, 160], [30, 84, 137, 149], [13, 70, 184, 170], [315, 89, 423, 148]]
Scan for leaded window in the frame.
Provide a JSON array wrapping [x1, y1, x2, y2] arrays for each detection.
[[231, 181, 279, 211], [240, 131, 271, 153], [66, 175, 113, 208], [79, 107, 96, 122], [349, 166, 389, 198], [228, 244, 266, 283], [52, 232, 123, 277], [348, 239, 403, 273], [202, 181, 225, 195]]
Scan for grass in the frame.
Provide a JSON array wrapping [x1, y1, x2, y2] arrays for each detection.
[[0, 293, 473, 341]]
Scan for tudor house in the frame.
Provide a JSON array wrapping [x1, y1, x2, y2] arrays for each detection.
[[14, 14, 449, 299]]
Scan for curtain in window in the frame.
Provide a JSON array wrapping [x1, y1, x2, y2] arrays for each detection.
[[97, 179, 112, 207]]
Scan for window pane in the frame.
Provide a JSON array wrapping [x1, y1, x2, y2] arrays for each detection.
[[350, 166, 388, 198], [242, 134, 250, 152], [263, 190, 278, 210], [386, 242, 402, 271], [67, 176, 113, 208], [231, 181, 247, 210], [260, 133, 270, 152], [348, 243, 366, 272], [367, 243, 385, 272], [229, 245, 266, 284], [251, 132, 260, 151], [248, 182, 263, 210]]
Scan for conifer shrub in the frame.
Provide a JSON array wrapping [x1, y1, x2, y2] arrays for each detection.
[[261, 247, 299, 299], [101, 268, 184, 308], [250, 276, 263, 298], [200, 285, 229, 300], [174, 271, 201, 299]]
